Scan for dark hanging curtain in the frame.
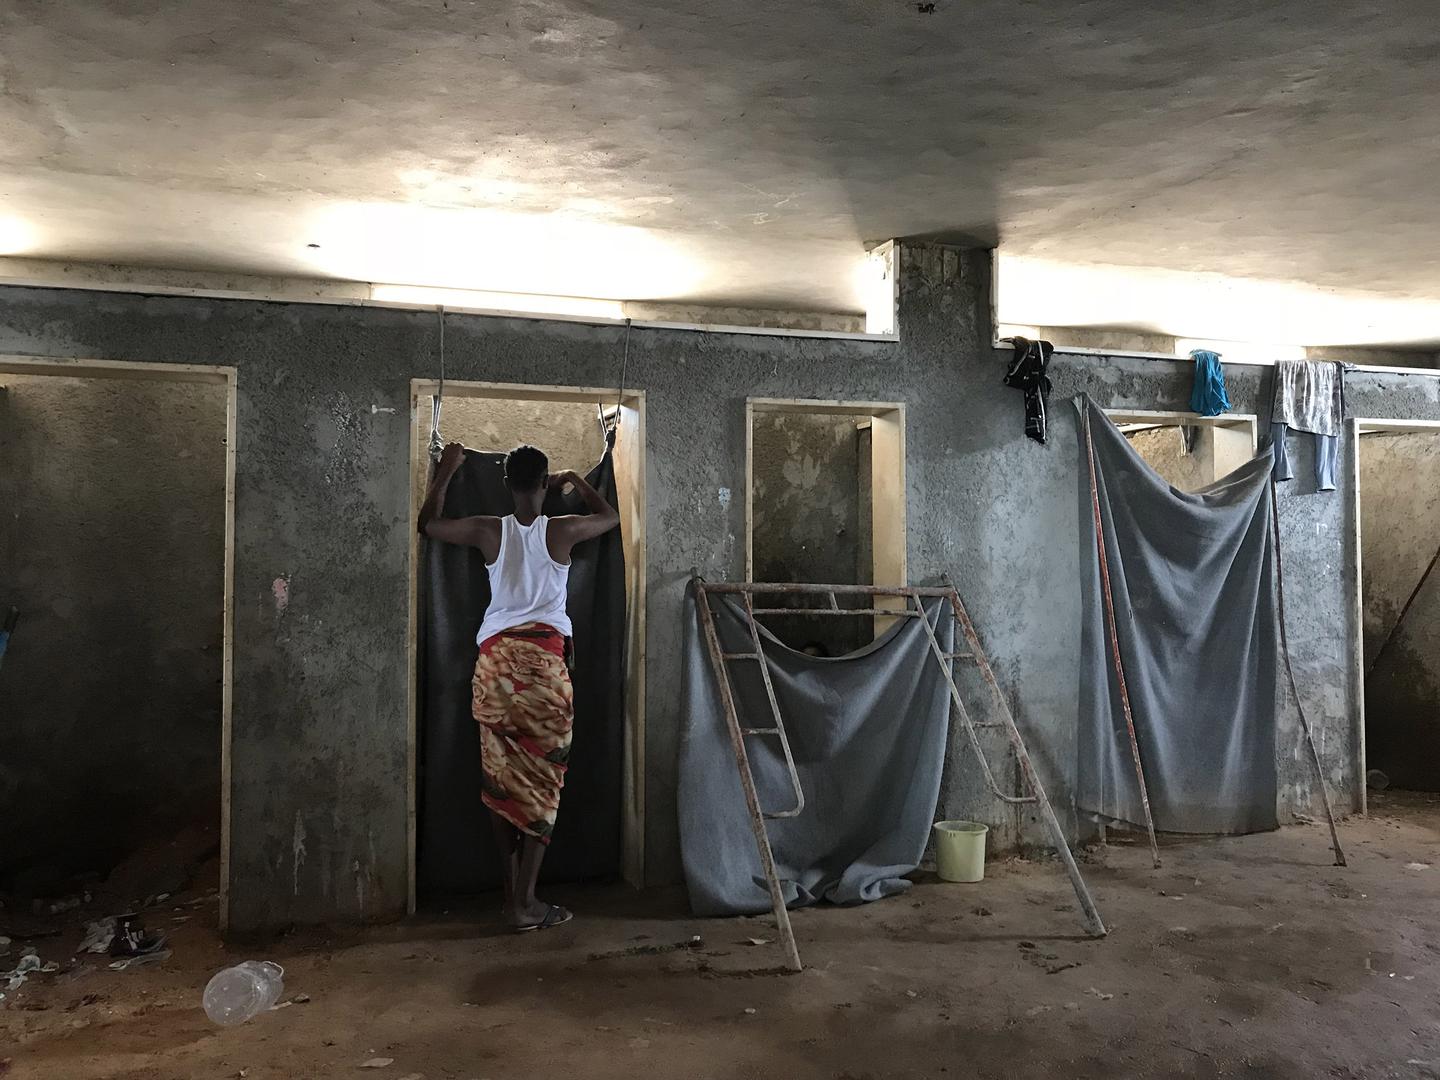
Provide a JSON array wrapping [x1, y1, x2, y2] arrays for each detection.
[[418, 449, 626, 896]]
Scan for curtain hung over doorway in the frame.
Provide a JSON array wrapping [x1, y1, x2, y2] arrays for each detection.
[[418, 449, 627, 895], [678, 591, 952, 915], [1076, 397, 1279, 835]]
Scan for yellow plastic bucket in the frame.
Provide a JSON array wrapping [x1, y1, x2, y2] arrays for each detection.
[[933, 820, 989, 883]]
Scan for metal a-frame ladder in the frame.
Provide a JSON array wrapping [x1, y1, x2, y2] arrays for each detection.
[[693, 577, 1108, 973]]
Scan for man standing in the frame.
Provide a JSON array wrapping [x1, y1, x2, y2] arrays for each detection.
[[419, 441, 619, 931]]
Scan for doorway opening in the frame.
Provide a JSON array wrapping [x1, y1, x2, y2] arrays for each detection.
[[1354, 419, 1440, 803], [407, 380, 646, 908], [1110, 409, 1259, 493], [745, 398, 905, 654], [0, 355, 235, 934]]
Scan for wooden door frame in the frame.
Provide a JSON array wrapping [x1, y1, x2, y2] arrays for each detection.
[[406, 378, 648, 909], [1104, 408, 1259, 447], [744, 398, 907, 591], [0, 354, 238, 929], [1347, 416, 1440, 815]]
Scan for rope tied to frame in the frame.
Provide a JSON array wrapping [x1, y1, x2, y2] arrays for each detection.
[[428, 305, 447, 462], [602, 318, 632, 451]]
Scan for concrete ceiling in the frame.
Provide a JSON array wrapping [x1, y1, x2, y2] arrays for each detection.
[[4, 1, 1440, 340]]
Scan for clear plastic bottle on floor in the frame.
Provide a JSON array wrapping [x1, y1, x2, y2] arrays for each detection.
[[202, 961, 285, 1025]]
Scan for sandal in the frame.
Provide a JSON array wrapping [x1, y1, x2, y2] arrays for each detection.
[[514, 904, 573, 933], [109, 914, 168, 958]]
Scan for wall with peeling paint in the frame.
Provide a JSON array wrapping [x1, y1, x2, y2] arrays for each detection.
[[410, 397, 611, 536], [751, 410, 870, 655], [1124, 426, 1211, 492], [0, 374, 227, 895], [421, 396, 609, 475], [1, 246, 1438, 931]]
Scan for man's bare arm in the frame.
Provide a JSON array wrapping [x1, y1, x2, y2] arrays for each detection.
[[418, 443, 502, 558], [547, 470, 620, 561]]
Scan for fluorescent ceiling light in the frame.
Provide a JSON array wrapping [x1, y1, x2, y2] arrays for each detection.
[[0, 217, 38, 256], [1000, 255, 1440, 348], [301, 202, 704, 301], [370, 284, 624, 319], [857, 245, 897, 335]]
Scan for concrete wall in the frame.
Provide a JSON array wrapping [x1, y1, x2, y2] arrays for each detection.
[[1125, 423, 1255, 492], [751, 411, 869, 655], [0, 374, 226, 895], [1033, 327, 1179, 355], [413, 396, 609, 513], [623, 302, 864, 335], [1358, 431, 1440, 667], [421, 396, 608, 474], [1308, 345, 1440, 370], [1015, 333, 1440, 371], [1, 245, 1437, 931], [1124, 426, 1210, 492]]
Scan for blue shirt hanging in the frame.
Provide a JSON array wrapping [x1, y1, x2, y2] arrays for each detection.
[[1189, 350, 1231, 417]]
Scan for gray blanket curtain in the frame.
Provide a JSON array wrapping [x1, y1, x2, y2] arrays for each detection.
[[679, 591, 951, 915], [1077, 397, 1279, 835]]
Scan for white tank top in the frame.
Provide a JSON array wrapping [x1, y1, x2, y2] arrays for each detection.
[[475, 515, 572, 645]]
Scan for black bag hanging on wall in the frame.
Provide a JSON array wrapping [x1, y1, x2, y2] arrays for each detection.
[[1002, 336, 1055, 444], [418, 450, 626, 896]]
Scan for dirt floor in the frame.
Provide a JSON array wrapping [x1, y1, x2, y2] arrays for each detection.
[[4, 793, 1440, 1079]]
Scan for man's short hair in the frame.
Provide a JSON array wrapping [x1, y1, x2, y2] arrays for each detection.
[[504, 445, 548, 492]]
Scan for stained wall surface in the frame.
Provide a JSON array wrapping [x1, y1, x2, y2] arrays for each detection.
[[1, 246, 1437, 930], [751, 410, 870, 655], [412, 396, 611, 527], [421, 396, 609, 475], [1358, 429, 1440, 790], [1358, 431, 1440, 667], [0, 374, 227, 894], [1124, 426, 1210, 492]]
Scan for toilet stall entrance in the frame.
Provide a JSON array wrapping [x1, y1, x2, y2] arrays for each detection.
[[406, 381, 646, 908], [1352, 418, 1440, 799], [0, 354, 236, 931]]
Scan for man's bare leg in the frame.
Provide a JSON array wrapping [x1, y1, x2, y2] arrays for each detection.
[[511, 834, 570, 928], [489, 814, 520, 913]]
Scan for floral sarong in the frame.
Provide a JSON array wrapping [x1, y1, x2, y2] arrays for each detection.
[[472, 622, 574, 842]]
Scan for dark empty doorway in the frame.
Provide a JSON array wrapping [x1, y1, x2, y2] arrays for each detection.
[[0, 358, 232, 930], [746, 398, 906, 655], [1357, 421, 1440, 795]]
